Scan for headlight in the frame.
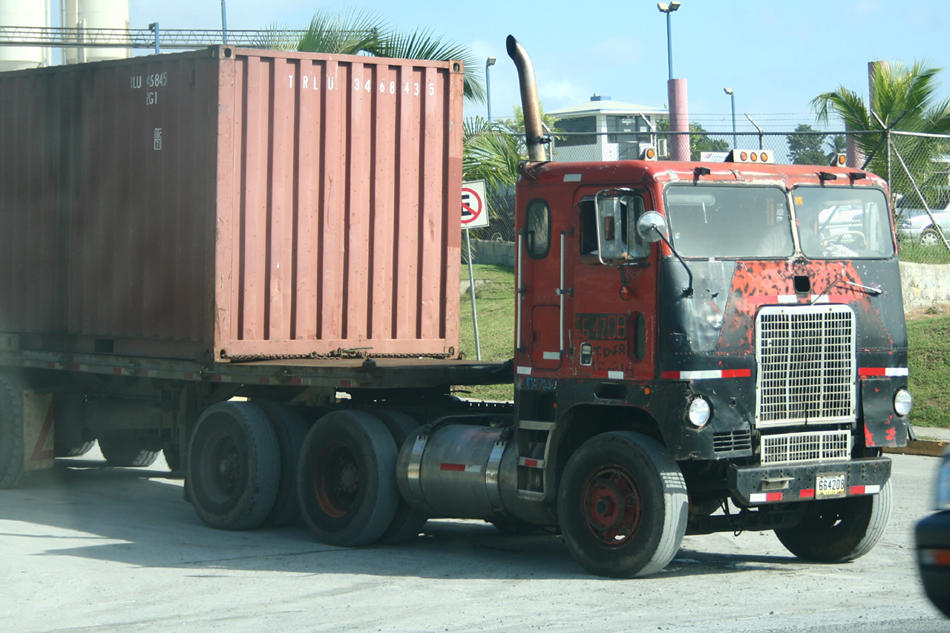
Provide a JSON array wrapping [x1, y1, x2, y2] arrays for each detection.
[[936, 454, 950, 511], [687, 397, 711, 427], [894, 388, 913, 416]]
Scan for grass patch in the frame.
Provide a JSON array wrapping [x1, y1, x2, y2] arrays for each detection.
[[457, 264, 515, 401], [906, 312, 950, 428], [454, 264, 949, 429], [898, 240, 950, 264]]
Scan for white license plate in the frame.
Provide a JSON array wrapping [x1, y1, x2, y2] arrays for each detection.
[[816, 473, 847, 498]]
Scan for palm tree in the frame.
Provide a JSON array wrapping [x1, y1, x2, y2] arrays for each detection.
[[295, 11, 484, 102], [812, 62, 950, 208]]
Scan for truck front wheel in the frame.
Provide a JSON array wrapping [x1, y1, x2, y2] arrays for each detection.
[[557, 431, 688, 577], [297, 410, 398, 546], [775, 480, 892, 563], [97, 431, 160, 467]]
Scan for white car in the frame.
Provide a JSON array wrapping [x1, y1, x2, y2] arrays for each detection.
[[897, 206, 950, 246]]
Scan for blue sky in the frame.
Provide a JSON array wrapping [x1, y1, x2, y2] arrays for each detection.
[[128, 0, 950, 133]]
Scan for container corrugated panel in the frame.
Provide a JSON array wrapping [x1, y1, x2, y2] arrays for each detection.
[[0, 47, 463, 362]]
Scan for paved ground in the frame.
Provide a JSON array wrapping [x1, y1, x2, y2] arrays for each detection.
[[0, 449, 946, 633]]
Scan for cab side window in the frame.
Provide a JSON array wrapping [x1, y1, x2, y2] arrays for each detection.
[[578, 193, 650, 260], [525, 199, 551, 259]]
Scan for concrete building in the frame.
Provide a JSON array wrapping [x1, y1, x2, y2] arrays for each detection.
[[549, 95, 668, 162]]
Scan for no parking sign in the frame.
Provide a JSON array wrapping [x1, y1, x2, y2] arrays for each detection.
[[461, 180, 488, 229]]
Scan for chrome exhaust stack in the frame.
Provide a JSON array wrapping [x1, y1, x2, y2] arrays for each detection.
[[506, 35, 547, 162]]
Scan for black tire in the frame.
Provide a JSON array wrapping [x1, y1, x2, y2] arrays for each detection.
[[53, 394, 94, 458], [254, 401, 309, 527], [0, 374, 25, 489], [97, 430, 160, 467], [920, 227, 941, 246], [297, 410, 399, 546], [187, 401, 281, 530], [162, 444, 182, 472], [373, 410, 428, 543], [775, 480, 892, 563], [557, 431, 688, 578]]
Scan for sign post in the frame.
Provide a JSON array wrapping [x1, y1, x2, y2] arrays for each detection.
[[461, 181, 487, 361]]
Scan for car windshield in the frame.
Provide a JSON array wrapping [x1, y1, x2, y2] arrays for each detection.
[[665, 185, 793, 258], [794, 187, 894, 258]]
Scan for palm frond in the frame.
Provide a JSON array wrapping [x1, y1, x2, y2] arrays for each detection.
[[296, 10, 384, 55], [376, 28, 485, 103]]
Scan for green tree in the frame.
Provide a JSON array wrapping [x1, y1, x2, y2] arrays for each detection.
[[295, 11, 484, 102], [787, 124, 829, 165], [657, 119, 728, 160], [813, 62, 950, 206]]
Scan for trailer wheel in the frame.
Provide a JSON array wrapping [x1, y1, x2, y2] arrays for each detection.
[[187, 402, 281, 530], [775, 480, 892, 563], [374, 410, 428, 543], [53, 394, 94, 458], [254, 401, 309, 527], [557, 431, 688, 577], [97, 431, 160, 467], [297, 410, 398, 546], [0, 374, 25, 489]]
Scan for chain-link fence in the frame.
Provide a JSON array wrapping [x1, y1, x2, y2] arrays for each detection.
[[465, 128, 950, 252]]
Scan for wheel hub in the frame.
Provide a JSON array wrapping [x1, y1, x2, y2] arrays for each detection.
[[581, 466, 642, 546]]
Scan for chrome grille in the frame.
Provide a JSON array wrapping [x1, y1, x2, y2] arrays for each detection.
[[755, 305, 856, 427], [761, 430, 851, 465]]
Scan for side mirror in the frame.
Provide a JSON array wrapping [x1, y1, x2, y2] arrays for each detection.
[[637, 211, 667, 243]]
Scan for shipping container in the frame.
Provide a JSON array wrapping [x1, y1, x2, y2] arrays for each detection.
[[0, 46, 464, 362]]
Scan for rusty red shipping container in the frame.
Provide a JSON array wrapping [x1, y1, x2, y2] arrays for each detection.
[[0, 47, 464, 362]]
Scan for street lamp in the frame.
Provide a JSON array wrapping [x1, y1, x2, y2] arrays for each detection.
[[485, 57, 496, 121], [657, 1, 680, 81], [723, 87, 736, 148]]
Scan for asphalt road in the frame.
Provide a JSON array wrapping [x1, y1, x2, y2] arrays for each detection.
[[1, 450, 946, 633]]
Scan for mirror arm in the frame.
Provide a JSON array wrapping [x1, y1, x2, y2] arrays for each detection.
[[652, 226, 694, 297]]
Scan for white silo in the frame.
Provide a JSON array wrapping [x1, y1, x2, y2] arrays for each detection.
[[0, 1, 50, 71], [63, 0, 130, 64]]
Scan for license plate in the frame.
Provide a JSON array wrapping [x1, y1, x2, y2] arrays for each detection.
[[816, 473, 847, 499]]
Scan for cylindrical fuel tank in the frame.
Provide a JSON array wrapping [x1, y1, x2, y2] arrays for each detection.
[[396, 424, 509, 519]]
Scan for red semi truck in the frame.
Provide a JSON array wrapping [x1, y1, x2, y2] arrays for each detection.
[[0, 38, 912, 577]]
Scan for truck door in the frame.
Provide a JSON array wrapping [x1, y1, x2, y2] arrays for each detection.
[[519, 198, 563, 371], [567, 187, 657, 381]]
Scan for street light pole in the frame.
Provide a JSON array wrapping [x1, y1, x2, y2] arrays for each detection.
[[485, 57, 496, 121], [657, 2, 680, 81], [724, 87, 736, 148]]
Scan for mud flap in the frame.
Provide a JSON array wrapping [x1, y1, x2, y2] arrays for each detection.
[[23, 391, 55, 473]]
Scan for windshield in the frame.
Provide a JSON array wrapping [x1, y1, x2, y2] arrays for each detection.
[[794, 187, 893, 258], [665, 185, 793, 258]]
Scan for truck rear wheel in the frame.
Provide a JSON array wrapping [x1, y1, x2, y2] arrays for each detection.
[[254, 401, 309, 527], [374, 410, 428, 543], [187, 402, 281, 530], [0, 374, 25, 488], [97, 431, 160, 467], [557, 431, 688, 577], [297, 410, 398, 546], [775, 480, 892, 563]]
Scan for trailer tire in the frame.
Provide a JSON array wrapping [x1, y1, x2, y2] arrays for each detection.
[[53, 394, 94, 458], [97, 431, 160, 467], [255, 401, 309, 527], [162, 444, 182, 472], [0, 374, 25, 489], [557, 431, 688, 578], [187, 402, 281, 530], [374, 410, 428, 543], [297, 410, 398, 546], [775, 480, 892, 563]]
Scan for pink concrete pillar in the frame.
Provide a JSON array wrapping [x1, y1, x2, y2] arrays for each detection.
[[668, 78, 690, 161]]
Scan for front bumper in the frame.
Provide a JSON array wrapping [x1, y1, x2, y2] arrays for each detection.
[[728, 456, 892, 506], [915, 511, 950, 618]]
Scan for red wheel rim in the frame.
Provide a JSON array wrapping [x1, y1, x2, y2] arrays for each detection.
[[313, 441, 360, 519], [580, 465, 642, 546]]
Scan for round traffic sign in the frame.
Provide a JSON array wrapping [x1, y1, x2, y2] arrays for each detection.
[[461, 187, 484, 225]]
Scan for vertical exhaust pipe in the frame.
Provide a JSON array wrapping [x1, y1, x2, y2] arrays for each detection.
[[506, 35, 547, 162]]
